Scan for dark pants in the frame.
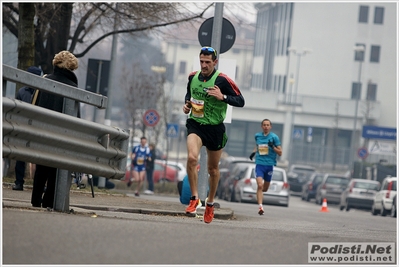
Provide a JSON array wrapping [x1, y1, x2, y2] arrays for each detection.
[[146, 168, 154, 192], [31, 165, 56, 208], [15, 161, 26, 185]]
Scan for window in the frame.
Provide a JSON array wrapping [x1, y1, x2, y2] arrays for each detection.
[[358, 6, 369, 23], [370, 45, 380, 63], [179, 61, 186, 74], [354, 43, 365, 61], [374, 7, 384, 24], [351, 82, 361, 100], [180, 44, 189, 49], [367, 83, 377, 101]]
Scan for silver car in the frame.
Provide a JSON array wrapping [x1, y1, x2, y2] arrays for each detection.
[[315, 174, 350, 205], [339, 179, 380, 211], [233, 163, 290, 207]]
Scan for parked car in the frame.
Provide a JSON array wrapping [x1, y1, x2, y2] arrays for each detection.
[[232, 163, 290, 207], [339, 179, 380, 211], [371, 176, 397, 216], [301, 172, 325, 202], [217, 156, 252, 199], [219, 161, 254, 202], [315, 174, 350, 205], [287, 164, 316, 193], [159, 160, 187, 182], [124, 158, 177, 183]]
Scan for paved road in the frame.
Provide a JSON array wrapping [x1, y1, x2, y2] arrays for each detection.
[[3, 189, 396, 264]]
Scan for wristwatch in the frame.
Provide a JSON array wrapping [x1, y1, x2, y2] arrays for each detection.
[[223, 95, 227, 101]]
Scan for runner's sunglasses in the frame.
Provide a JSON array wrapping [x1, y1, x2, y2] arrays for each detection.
[[201, 46, 217, 57]]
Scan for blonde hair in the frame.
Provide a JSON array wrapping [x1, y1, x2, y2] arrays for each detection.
[[52, 50, 78, 71]]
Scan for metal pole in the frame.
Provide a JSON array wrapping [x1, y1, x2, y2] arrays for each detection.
[[350, 59, 362, 171], [54, 91, 80, 212], [198, 3, 224, 204], [100, 3, 119, 188], [288, 52, 301, 165], [104, 3, 119, 127], [92, 61, 103, 122]]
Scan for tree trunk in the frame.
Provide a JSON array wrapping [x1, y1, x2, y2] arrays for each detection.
[[16, 3, 36, 95], [43, 3, 73, 74]]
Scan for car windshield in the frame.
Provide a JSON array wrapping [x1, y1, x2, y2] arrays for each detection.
[[326, 177, 349, 185], [353, 181, 380, 190], [272, 170, 284, 181]]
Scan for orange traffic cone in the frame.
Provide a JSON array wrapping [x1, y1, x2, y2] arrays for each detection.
[[319, 198, 329, 212]]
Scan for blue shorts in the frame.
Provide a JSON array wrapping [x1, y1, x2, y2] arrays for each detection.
[[255, 165, 274, 182], [133, 165, 146, 172]]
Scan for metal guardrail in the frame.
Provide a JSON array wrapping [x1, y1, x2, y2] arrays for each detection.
[[3, 97, 128, 178], [2, 64, 129, 211]]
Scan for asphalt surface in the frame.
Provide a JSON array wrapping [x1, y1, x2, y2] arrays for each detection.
[[2, 183, 234, 220]]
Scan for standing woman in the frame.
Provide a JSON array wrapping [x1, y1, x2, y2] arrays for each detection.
[[145, 143, 156, 194], [31, 50, 79, 208]]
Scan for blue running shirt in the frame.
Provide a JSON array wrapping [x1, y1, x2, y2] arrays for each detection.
[[254, 132, 281, 166]]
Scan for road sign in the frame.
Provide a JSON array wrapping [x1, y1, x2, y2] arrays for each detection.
[[357, 147, 369, 159], [85, 59, 110, 96], [198, 17, 236, 54], [362, 125, 396, 140], [143, 109, 160, 127], [293, 129, 304, 140], [166, 123, 179, 138]]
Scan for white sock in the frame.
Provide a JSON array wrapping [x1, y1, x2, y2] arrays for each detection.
[[259, 204, 263, 209]]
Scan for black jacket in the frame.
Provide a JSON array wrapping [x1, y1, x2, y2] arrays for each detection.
[[16, 86, 35, 103], [35, 66, 78, 113]]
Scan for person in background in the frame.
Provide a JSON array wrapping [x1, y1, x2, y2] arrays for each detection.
[[128, 136, 151, 197], [182, 46, 245, 224], [31, 51, 79, 208], [144, 143, 156, 195], [13, 66, 42, 191], [249, 119, 282, 215]]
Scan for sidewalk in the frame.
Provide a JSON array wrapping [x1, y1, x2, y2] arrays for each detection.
[[2, 183, 234, 220]]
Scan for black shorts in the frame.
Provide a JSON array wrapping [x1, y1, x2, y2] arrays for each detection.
[[186, 119, 228, 151]]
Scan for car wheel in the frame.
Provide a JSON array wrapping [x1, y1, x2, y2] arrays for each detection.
[[345, 200, 350, 211], [381, 202, 388, 216], [371, 203, 379, 216], [391, 200, 396, 218], [231, 189, 236, 202]]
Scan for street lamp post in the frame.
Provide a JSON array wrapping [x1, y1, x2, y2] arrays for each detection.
[[349, 45, 365, 172], [287, 47, 311, 165]]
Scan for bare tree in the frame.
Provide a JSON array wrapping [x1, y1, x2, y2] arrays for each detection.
[[121, 63, 159, 138], [2, 2, 212, 73]]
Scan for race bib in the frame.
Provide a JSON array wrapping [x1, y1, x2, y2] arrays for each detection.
[[137, 156, 145, 165], [190, 97, 205, 118], [258, 144, 269, 155]]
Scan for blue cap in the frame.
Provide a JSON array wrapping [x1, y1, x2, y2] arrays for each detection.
[[27, 66, 42, 76]]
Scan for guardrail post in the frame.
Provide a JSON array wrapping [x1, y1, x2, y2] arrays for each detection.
[[54, 98, 80, 212]]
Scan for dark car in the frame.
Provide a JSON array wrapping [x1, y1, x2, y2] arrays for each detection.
[[315, 174, 350, 205], [287, 164, 316, 193], [301, 172, 325, 202], [216, 156, 252, 199]]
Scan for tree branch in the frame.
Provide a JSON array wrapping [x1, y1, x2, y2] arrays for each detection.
[[73, 12, 206, 58]]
